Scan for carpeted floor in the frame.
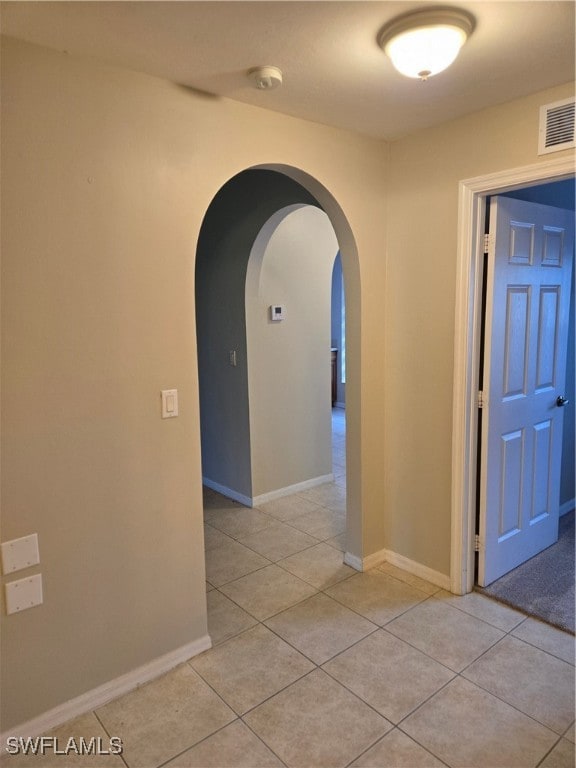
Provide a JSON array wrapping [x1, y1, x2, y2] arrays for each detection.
[[479, 510, 575, 635]]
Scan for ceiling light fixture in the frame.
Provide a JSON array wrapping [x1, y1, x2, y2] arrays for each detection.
[[378, 7, 474, 81], [249, 66, 283, 90]]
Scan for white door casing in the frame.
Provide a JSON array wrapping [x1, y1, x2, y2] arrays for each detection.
[[478, 196, 574, 586], [451, 157, 574, 596]]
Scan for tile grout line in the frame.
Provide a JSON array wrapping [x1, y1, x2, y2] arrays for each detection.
[[208, 507, 345, 549], [203, 605, 563, 757], [209, 566, 460, 768], [207, 520, 573, 670], [92, 709, 130, 768], [207, 537, 353, 595], [203, 540, 413, 768], [202, 467, 574, 767], [239, 718, 290, 768], [341, 725, 452, 768], [153, 718, 242, 768], [534, 733, 571, 768], [318, 586, 573, 740], [264, 612, 381, 669]]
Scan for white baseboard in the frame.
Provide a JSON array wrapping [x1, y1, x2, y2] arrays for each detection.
[[344, 548, 387, 572], [203, 474, 337, 509], [384, 550, 451, 591], [560, 498, 575, 517], [203, 477, 253, 507], [343, 551, 363, 571], [344, 547, 450, 591], [334, 402, 346, 410], [1, 634, 212, 742], [252, 474, 334, 506]]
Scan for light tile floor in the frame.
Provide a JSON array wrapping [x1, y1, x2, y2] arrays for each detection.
[[5, 410, 575, 768]]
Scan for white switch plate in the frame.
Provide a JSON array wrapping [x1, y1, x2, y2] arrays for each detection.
[[5, 574, 43, 614], [270, 305, 286, 321], [1, 533, 40, 575], [161, 389, 178, 418]]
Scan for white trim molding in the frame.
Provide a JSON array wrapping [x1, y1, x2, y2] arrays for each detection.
[[252, 474, 334, 506], [343, 550, 364, 571], [203, 474, 335, 508], [451, 155, 575, 596], [202, 477, 253, 507], [1, 635, 212, 743], [560, 498, 575, 517], [385, 550, 451, 591], [344, 549, 388, 572], [345, 547, 450, 590]]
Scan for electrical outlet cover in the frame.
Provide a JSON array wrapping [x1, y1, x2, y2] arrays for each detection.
[[1, 533, 40, 574], [5, 574, 43, 614]]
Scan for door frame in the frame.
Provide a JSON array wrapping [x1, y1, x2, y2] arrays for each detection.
[[450, 154, 575, 595]]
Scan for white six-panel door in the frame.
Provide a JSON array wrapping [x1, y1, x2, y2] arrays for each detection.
[[478, 196, 574, 586]]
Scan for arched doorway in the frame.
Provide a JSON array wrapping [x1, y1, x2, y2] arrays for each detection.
[[195, 166, 362, 565]]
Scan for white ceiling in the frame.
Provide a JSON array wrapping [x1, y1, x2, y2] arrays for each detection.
[[1, 1, 574, 140]]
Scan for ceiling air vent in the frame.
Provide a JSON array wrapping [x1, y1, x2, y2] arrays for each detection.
[[538, 97, 575, 155]]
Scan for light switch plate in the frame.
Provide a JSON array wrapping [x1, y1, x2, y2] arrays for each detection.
[[1, 533, 40, 575], [5, 574, 43, 614], [270, 305, 286, 321], [161, 389, 178, 418]]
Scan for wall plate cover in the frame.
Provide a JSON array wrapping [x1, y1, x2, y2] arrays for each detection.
[[270, 305, 286, 321], [1, 533, 40, 575], [161, 389, 178, 418], [5, 574, 43, 614]]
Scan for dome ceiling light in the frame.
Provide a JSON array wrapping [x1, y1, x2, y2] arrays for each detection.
[[378, 7, 475, 81]]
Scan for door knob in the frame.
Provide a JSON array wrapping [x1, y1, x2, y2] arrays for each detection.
[[556, 396, 569, 407]]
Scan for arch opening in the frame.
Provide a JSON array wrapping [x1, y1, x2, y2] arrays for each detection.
[[195, 166, 362, 563]]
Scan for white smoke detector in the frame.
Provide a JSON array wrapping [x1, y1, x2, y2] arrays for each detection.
[[249, 66, 283, 90]]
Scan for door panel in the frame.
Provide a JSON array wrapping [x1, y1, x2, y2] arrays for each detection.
[[503, 286, 530, 399], [509, 221, 534, 264], [499, 429, 523, 539], [542, 226, 564, 266], [531, 419, 553, 521], [536, 287, 559, 390], [478, 196, 574, 586]]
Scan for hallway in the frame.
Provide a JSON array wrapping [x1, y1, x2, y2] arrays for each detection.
[[197, 426, 574, 768], [8, 409, 574, 768]]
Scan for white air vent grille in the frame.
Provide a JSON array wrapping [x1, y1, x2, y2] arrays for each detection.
[[538, 97, 575, 155]]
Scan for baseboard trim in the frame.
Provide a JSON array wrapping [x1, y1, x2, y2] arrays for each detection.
[[252, 474, 334, 506], [203, 475, 335, 508], [344, 548, 387, 572], [203, 477, 253, 507], [1, 634, 212, 742], [343, 551, 363, 571], [344, 547, 451, 590], [334, 402, 346, 410], [385, 550, 451, 591], [560, 498, 575, 517]]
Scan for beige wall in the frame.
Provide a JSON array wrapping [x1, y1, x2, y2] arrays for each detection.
[[386, 82, 576, 574], [0, 37, 386, 730], [246, 206, 338, 497], [2, 33, 574, 732]]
